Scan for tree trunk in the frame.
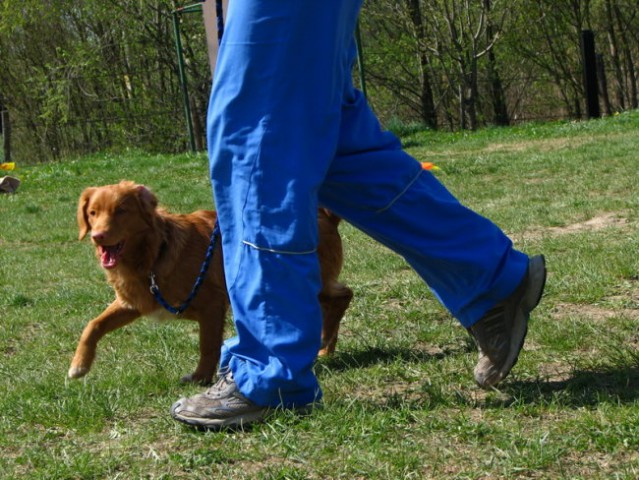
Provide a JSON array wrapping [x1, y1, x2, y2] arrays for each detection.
[[2, 108, 11, 163], [604, 0, 626, 110], [613, 2, 638, 109], [484, 0, 509, 125], [596, 53, 613, 116], [467, 58, 479, 130], [406, 0, 437, 129]]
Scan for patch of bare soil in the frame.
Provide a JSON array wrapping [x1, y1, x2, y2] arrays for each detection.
[[483, 136, 576, 154], [552, 302, 638, 321], [536, 361, 575, 383], [547, 212, 629, 235], [562, 450, 639, 478], [511, 211, 632, 243], [551, 301, 639, 322]]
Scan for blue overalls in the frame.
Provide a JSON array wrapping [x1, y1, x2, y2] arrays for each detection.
[[207, 1, 529, 407]]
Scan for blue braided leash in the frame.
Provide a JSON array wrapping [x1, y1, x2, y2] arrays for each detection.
[[150, 0, 225, 315], [149, 221, 221, 315]]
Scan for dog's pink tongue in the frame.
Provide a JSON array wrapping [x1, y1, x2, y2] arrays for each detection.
[[100, 246, 118, 269]]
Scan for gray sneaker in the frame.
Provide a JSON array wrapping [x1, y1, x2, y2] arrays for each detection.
[[170, 370, 268, 429], [468, 255, 546, 388]]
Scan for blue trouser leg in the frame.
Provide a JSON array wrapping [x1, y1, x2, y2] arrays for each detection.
[[208, 1, 527, 407], [319, 85, 529, 326], [208, 1, 361, 407]]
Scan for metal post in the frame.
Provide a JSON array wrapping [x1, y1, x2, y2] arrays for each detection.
[[580, 30, 601, 119], [173, 10, 197, 152]]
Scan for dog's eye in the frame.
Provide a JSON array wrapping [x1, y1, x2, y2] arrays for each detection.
[[89, 210, 97, 217], [115, 206, 127, 215]]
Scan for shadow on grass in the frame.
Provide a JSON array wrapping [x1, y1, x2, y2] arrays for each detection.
[[316, 342, 473, 375], [318, 342, 639, 411], [503, 366, 639, 407]]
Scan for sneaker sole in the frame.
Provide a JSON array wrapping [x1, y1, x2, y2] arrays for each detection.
[[496, 254, 547, 383], [170, 399, 269, 430]]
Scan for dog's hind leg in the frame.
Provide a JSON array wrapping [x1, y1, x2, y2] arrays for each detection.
[[68, 301, 140, 379], [318, 282, 353, 356]]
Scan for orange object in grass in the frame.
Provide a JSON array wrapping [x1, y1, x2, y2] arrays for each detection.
[[420, 161, 440, 171], [0, 162, 15, 171]]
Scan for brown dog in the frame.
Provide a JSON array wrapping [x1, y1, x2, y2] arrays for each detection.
[[68, 181, 353, 384]]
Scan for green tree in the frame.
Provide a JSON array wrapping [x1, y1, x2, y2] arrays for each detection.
[[0, 0, 210, 162]]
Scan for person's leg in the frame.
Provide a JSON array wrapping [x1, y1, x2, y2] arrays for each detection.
[[317, 77, 545, 387], [171, 0, 545, 429], [187, 1, 362, 409], [318, 81, 527, 326]]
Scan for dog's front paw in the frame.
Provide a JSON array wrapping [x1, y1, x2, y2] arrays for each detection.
[[180, 373, 213, 386], [68, 365, 90, 379]]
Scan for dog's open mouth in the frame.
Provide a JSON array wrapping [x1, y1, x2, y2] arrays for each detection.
[[98, 242, 125, 269]]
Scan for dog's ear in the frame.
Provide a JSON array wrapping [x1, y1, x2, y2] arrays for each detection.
[[77, 187, 96, 240], [134, 184, 158, 225]]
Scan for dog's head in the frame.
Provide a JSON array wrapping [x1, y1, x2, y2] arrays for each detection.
[[77, 181, 158, 269]]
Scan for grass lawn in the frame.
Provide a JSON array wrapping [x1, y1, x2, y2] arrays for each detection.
[[1, 111, 639, 479]]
